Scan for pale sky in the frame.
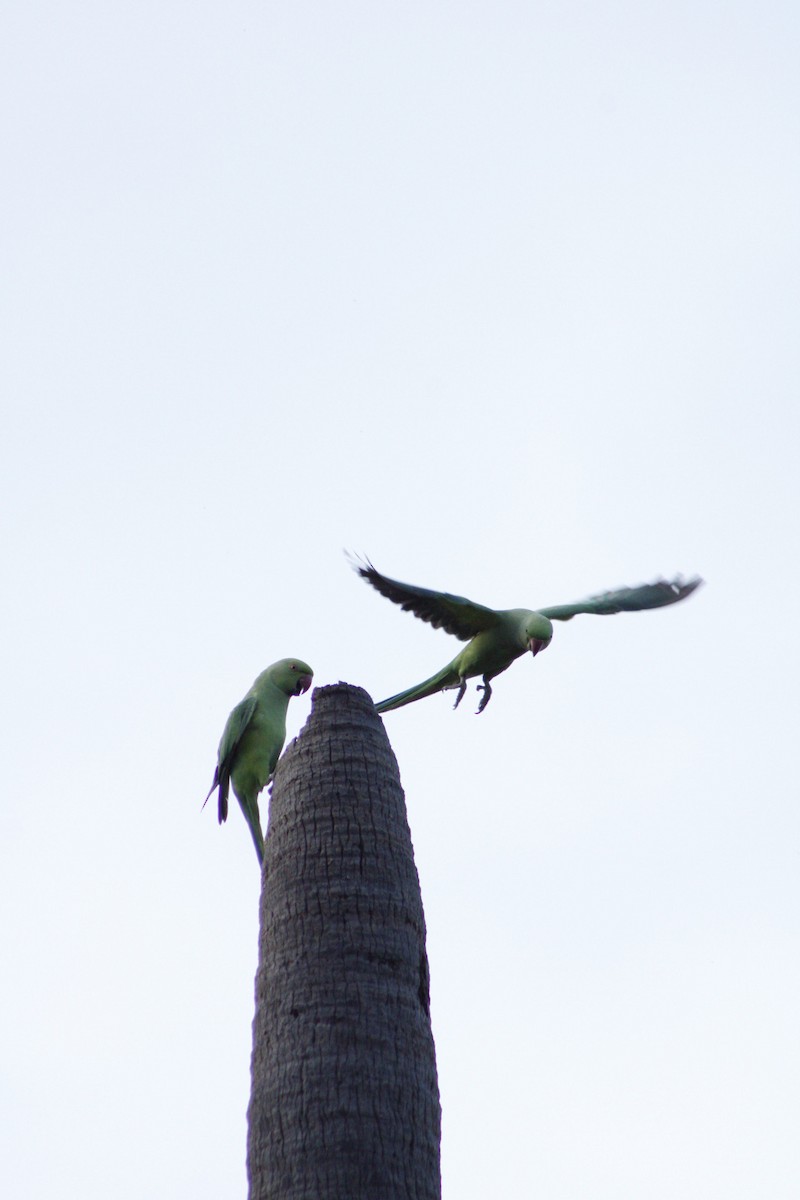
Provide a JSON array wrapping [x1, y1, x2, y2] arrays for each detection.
[[3, 2, 799, 1197]]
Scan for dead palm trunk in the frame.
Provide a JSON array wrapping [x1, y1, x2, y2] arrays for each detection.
[[247, 683, 441, 1200]]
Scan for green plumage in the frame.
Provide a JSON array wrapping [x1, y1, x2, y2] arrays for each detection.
[[205, 658, 313, 864], [355, 560, 702, 714]]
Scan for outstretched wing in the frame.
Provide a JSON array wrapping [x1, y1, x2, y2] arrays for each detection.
[[205, 695, 258, 821], [354, 558, 500, 641], [539, 576, 703, 621]]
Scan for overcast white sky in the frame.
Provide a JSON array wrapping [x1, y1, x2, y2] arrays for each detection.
[[2, 1, 799, 1196]]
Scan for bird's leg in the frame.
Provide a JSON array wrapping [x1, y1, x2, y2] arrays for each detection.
[[476, 677, 493, 714], [452, 678, 467, 709]]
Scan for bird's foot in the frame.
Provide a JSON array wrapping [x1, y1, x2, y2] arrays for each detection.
[[453, 679, 467, 709], [476, 680, 492, 714]]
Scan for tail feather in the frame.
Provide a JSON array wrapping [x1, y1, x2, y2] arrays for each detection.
[[203, 767, 230, 824], [237, 793, 265, 866], [202, 768, 218, 809], [375, 664, 459, 713], [217, 772, 230, 824]]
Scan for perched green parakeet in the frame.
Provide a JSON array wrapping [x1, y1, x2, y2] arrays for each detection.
[[205, 658, 314, 864], [355, 560, 701, 714]]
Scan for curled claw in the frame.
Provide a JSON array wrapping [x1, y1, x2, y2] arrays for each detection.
[[476, 679, 492, 714]]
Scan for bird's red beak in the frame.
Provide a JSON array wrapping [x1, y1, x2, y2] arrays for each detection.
[[529, 638, 547, 656], [296, 675, 313, 695]]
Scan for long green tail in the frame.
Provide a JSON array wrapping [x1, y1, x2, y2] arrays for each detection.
[[375, 663, 459, 713], [237, 793, 265, 865]]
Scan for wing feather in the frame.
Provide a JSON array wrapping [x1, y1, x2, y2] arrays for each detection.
[[355, 559, 499, 640], [205, 695, 258, 823], [539, 576, 703, 621], [216, 695, 258, 771]]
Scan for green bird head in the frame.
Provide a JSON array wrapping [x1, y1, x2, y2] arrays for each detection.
[[268, 658, 314, 696], [524, 613, 553, 657]]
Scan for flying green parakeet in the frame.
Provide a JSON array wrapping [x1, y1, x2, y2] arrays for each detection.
[[355, 560, 701, 714], [205, 658, 314, 864]]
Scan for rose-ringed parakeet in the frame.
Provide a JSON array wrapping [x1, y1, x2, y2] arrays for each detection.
[[355, 560, 701, 714], [205, 658, 313, 863]]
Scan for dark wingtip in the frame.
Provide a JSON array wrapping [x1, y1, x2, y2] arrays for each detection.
[[217, 776, 230, 825], [672, 575, 704, 601], [344, 550, 376, 582]]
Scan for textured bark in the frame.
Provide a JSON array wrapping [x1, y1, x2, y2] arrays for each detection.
[[247, 683, 441, 1200]]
